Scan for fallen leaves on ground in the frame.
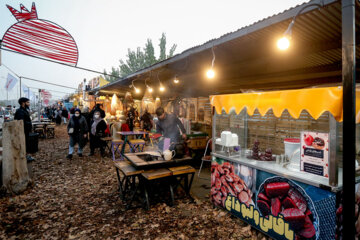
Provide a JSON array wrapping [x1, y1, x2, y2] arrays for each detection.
[[0, 125, 268, 239]]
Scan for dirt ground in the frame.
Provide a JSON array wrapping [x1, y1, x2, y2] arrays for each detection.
[[0, 125, 269, 240]]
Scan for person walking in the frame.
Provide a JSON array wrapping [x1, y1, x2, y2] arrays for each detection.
[[61, 107, 68, 124], [66, 108, 88, 159], [14, 97, 34, 161], [55, 107, 62, 125], [89, 110, 107, 157]]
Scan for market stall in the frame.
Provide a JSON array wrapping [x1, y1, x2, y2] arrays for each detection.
[[210, 86, 360, 240]]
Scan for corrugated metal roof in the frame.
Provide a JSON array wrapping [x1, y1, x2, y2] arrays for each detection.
[[92, 0, 359, 97]]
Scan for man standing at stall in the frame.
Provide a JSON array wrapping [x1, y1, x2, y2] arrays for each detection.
[[155, 107, 187, 148], [14, 97, 34, 161]]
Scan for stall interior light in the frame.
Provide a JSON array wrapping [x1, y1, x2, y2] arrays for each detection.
[[206, 47, 216, 79], [174, 76, 179, 84], [159, 85, 165, 92], [148, 86, 153, 93]]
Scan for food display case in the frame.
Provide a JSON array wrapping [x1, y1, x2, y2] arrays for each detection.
[[210, 87, 360, 240]]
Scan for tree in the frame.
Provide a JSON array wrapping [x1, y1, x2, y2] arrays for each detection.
[[103, 33, 176, 82]]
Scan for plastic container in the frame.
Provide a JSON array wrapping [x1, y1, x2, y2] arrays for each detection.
[[27, 133, 39, 153], [221, 131, 232, 146], [284, 138, 300, 171]]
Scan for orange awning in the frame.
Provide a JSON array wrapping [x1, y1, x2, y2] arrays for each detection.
[[210, 87, 360, 123]]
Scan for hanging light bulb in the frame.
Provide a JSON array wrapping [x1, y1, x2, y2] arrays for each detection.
[[206, 69, 215, 79], [135, 87, 140, 93], [159, 85, 165, 92], [277, 36, 290, 50], [174, 76, 179, 84], [206, 47, 216, 79], [148, 86, 153, 93], [277, 19, 294, 51]]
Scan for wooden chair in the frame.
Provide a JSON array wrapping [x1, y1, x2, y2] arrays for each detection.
[[46, 125, 55, 138], [100, 136, 113, 157], [141, 168, 174, 210], [113, 161, 144, 209], [168, 165, 195, 199]]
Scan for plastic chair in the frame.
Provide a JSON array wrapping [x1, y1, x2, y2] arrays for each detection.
[[198, 138, 212, 179]]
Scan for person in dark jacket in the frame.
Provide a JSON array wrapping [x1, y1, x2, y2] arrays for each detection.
[[140, 109, 153, 131], [89, 110, 107, 157], [66, 108, 88, 159], [14, 97, 34, 160], [55, 107, 62, 125], [89, 104, 105, 121], [126, 106, 135, 131], [61, 107, 68, 124]]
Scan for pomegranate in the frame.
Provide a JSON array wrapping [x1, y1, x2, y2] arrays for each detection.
[[2, 3, 78, 66], [304, 134, 314, 146]]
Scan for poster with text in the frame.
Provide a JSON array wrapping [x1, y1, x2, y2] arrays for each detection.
[[300, 131, 329, 178]]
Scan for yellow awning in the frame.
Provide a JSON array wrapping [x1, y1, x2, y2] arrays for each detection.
[[210, 87, 360, 123]]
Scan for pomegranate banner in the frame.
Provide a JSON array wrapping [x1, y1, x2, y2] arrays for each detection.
[[2, 3, 79, 66], [211, 159, 336, 240], [301, 131, 329, 178]]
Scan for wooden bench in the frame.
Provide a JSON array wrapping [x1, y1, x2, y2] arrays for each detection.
[[168, 165, 195, 200], [113, 161, 143, 208], [141, 168, 174, 210], [129, 139, 145, 153]]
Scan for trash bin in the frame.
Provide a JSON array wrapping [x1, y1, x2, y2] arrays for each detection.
[[27, 133, 39, 153]]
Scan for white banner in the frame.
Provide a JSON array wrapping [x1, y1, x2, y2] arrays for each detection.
[[5, 73, 18, 91], [22, 85, 30, 98]]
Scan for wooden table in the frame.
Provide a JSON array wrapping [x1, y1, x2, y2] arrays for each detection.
[[121, 152, 194, 209], [124, 151, 192, 169], [117, 131, 149, 155]]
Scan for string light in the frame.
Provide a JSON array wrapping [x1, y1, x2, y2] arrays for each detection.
[[206, 47, 216, 79], [159, 84, 165, 92]]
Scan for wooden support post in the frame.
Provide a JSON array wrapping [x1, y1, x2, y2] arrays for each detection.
[[2, 120, 30, 194]]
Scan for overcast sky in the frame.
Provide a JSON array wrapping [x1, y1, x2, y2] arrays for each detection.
[[0, 0, 307, 101]]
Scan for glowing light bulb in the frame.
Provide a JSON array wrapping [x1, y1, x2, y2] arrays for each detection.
[[174, 77, 179, 84], [160, 86, 165, 92], [135, 87, 140, 93], [148, 87, 153, 93], [206, 69, 215, 79], [277, 36, 290, 50]]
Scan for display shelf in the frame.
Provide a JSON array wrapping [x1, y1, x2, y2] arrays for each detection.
[[212, 152, 342, 192]]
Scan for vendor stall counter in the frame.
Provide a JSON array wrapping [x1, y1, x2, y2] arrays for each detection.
[[210, 87, 360, 240]]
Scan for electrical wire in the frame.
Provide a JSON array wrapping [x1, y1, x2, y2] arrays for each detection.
[[20, 76, 77, 90], [211, 46, 216, 68], [1, 63, 20, 78], [0, 47, 120, 78]]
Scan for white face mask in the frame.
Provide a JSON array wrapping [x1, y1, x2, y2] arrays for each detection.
[[94, 114, 100, 119], [75, 113, 80, 117]]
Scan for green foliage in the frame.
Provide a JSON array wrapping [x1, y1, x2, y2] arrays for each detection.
[[103, 33, 177, 82]]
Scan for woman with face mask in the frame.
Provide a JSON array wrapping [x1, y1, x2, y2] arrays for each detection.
[[89, 110, 107, 157], [66, 108, 88, 159]]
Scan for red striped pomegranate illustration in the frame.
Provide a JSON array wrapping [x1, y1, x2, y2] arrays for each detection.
[[1, 3, 79, 66]]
